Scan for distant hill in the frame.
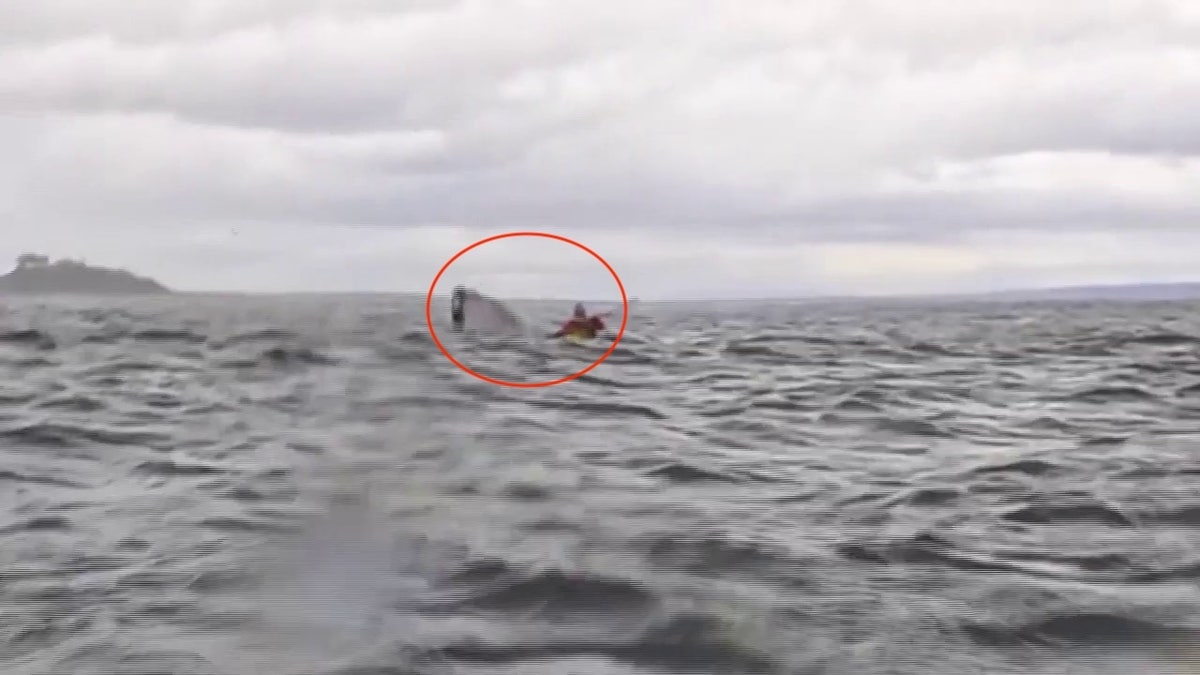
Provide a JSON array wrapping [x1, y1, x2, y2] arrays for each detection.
[[0, 253, 170, 295]]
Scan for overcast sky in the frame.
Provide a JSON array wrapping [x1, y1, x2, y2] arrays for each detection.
[[2, 0, 1198, 299]]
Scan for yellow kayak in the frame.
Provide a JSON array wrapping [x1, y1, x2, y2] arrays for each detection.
[[561, 332, 592, 346]]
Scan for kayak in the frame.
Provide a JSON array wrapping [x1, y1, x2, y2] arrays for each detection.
[[561, 333, 592, 346]]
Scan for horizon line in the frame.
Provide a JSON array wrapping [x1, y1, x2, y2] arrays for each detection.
[[159, 279, 1200, 302]]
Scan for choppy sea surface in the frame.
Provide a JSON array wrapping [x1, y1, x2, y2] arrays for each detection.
[[2, 294, 1199, 675]]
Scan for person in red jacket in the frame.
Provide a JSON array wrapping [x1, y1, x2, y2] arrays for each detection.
[[551, 303, 608, 339]]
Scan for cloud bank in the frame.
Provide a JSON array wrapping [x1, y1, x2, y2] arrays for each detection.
[[2, 0, 1198, 297]]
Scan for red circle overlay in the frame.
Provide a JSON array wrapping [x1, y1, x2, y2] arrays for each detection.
[[425, 231, 629, 388]]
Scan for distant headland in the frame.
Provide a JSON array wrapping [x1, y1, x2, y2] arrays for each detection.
[[0, 253, 171, 295]]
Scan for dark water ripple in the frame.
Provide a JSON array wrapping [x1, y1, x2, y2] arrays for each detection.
[[1, 295, 1200, 674]]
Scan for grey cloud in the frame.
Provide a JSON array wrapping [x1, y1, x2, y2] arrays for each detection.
[[4, 2, 1197, 176], [18, 115, 1192, 243], [0, 3, 662, 132], [755, 188, 1200, 237], [2, 1, 1199, 296], [0, 0, 457, 47]]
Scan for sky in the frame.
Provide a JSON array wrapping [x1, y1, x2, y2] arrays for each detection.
[[1, 0, 1198, 299]]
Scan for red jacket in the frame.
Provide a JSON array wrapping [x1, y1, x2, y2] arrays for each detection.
[[557, 315, 605, 337]]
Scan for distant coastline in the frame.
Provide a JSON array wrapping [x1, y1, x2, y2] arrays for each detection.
[[975, 282, 1200, 302], [607, 282, 1200, 304], [0, 253, 170, 295]]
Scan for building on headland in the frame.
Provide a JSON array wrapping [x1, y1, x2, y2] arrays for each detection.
[[15, 253, 50, 269]]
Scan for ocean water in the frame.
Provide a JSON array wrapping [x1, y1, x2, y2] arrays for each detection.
[[1, 294, 1199, 675]]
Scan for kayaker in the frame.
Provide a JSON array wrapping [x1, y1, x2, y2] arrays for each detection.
[[550, 303, 607, 339]]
